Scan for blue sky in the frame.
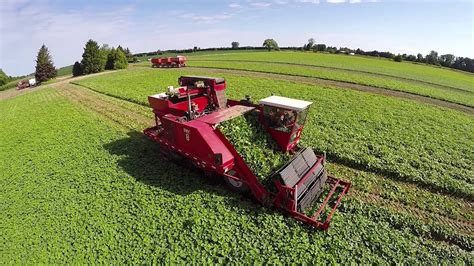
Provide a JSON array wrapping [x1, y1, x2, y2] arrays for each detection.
[[1, 0, 473, 76]]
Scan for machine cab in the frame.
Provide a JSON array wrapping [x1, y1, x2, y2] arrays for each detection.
[[259, 96, 312, 152]]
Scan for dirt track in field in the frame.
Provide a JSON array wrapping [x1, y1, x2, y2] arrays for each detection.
[[56, 83, 153, 129], [0, 71, 117, 101], [55, 82, 474, 243], [186, 67, 474, 115]]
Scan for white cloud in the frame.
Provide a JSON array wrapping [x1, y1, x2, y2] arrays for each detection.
[[179, 13, 233, 23], [0, 1, 137, 75], [299, 0, 320, 3], [326, 0, 346, 3], [229, 3, 242, 8], [250, 2, 272, 8], [349, 0, 362, 3], [275, 0, 289, 4]]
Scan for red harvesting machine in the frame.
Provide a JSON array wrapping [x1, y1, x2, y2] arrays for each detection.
[[151, 56, 187, 68], [143, 76, 351, 230]]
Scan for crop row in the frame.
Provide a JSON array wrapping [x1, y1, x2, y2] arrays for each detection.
[[188, 60, 474, 107], [74, 69, 474, 199], [1, 88, 471, 263], [189, 52, 474, 92], [63, 83, 473, 222]]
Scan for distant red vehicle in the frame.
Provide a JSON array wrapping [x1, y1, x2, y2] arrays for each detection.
[[151, 56, 186, 68], [17, 78, 36, 90]]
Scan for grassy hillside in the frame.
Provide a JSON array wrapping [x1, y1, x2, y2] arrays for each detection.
[[57, 65, 73, 76]]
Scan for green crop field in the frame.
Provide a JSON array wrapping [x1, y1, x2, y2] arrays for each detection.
[[57, 65, 73, 76], [189, 51, 474, 92], [2, 51, 473, 263], [187, 60, 474, 107], [74, 68, 474, 198]]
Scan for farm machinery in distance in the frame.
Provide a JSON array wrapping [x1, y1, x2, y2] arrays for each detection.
[[151, 56, 187, 68], [143, 76, 351, 230], [17, 78, 36, 90]]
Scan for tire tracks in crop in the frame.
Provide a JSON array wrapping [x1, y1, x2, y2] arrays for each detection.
[[58, 80, 474, 248], [352, 190, 474, 237], [185, 67, 474, 115], [56, 83, 153, 131], [191, 59, 474, 94], [0, 71, 118, 101]]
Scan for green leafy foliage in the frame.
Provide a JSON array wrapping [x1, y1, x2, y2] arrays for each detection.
[[218, 114, 291, 184], [0, 69, 8, 86], [106, 48, 128, 70], [262, 39, 279, 51]]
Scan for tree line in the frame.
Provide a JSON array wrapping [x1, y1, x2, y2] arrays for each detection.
[[300, 38, 473, 73], [1, 40, 136, 87], [73, 39, 133, 76], [137, 38, 473, 73]]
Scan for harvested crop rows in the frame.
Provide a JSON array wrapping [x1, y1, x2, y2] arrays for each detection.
[[188, 52, 474, 91], [188, 60, 474, 107], [184, 67, 474, 114]]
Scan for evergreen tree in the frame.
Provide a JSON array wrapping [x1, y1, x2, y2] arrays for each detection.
[[72, 61, 83, 76], [105, 48, 117, 70], [114, 49, 128, 69], [0, 69, 8, 86], [35, 44, 57, 82], [124, 47, 133, 60], [99, 44, 111, 71], [81, 39, 102, 74], [105, 48, 128, 70]]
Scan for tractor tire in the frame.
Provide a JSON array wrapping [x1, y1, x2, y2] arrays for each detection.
[[224, 174, 248, 193]]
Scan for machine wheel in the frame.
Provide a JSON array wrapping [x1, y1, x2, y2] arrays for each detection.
[[224, 171, 248, 193]]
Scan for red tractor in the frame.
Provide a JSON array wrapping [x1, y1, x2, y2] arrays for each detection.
[[151, 56, 186, 68], [144, 76, 350, 230]]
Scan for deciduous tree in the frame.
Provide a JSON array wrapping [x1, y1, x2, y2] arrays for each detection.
[[439, 54, 455, 67], [425, 50, 439, 65], [262, 39, 279, 51]]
